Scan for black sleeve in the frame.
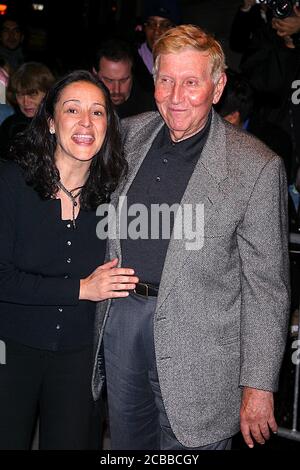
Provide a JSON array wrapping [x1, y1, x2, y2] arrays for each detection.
[[229, 6, 264, 54], [0, 117, 12, 160], [240, 25, 288, 95], [0, 167, 80, 306], [133, 50, 155, 93]]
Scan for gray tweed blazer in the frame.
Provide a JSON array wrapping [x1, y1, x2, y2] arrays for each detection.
[[92, 110, 290, 447]]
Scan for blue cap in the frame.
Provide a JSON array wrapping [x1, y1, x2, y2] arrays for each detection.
[[143, 0, 181, 25]]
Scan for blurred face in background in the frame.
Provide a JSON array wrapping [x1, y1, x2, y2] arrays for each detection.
[[1, 20, 23, 50], [16, 89, 46, 118], [144, 16, 173, 50], [97, 57, 133, 106]]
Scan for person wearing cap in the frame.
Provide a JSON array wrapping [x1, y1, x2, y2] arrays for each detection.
[[138, 7, 175, 74], [135, 3, 178, 92]]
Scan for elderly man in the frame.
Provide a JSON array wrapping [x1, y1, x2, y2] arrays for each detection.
[[92, 25, 290, 450]]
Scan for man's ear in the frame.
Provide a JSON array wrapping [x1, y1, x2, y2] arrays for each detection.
[[92, 67, 97, 76], [212, 72, 227, 105]]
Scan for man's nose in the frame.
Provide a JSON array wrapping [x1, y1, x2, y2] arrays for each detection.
[[112, 80, 121, 94], [170, 82, 184, 103]]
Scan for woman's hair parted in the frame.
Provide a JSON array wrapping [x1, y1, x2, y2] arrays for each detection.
[[11, 70, 127, 210]]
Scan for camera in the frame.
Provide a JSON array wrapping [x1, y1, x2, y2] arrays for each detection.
[[256, 0, 298, 18]]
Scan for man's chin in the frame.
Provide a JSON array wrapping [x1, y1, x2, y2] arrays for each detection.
[[112, 97, 126, 106], [7, 44, 19, 50]]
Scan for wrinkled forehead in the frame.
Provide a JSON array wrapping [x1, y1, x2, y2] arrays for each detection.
[[157, 48, 213, 73]]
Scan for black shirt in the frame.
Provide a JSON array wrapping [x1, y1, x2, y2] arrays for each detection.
[[0, 162, 106, 350], [121, 116, 211, 285]]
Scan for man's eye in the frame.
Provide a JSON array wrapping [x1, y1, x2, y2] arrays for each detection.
[[160, 77, 172, 84], [185, 80, 198, 87]]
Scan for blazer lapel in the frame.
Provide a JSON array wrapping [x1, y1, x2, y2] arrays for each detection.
[[156, 111, 229, 310]]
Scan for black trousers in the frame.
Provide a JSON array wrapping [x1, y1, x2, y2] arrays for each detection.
[[0, 338, 99, 450], [103, 293, 232, 450]]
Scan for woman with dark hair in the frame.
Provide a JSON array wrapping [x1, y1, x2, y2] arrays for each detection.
[[0, 70, 138, 449]]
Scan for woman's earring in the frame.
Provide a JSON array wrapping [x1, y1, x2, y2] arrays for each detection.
[[49, 128, 55, 134]]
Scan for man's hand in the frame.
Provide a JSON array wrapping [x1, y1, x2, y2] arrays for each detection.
[[240, 386, 278, 448], [272, 6, 300, 37]]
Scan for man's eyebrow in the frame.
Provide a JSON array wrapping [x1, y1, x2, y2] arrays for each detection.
[[101, 76, 130, 81]]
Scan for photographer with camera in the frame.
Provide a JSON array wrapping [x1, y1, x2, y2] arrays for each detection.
[[239, 0, 300, 182], [230, 1, 269, 53], [272, 3, 300, 43]]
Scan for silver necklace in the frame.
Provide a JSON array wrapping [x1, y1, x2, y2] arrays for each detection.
[[57, 181, 83, 229]]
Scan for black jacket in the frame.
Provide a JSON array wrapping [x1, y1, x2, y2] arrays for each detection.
[[0, 111, 31, 160], [0, 162, 106, 350]]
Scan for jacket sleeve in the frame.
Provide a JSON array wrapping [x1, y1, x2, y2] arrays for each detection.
[[0, 169, 80, 306], [230, 7, 262, 54], [240, 25, 290, 96], [237, 155, 290, 391]]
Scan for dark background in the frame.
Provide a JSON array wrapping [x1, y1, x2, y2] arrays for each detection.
[[1, 0, 174, 72], [0, 0, 243, 73]]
